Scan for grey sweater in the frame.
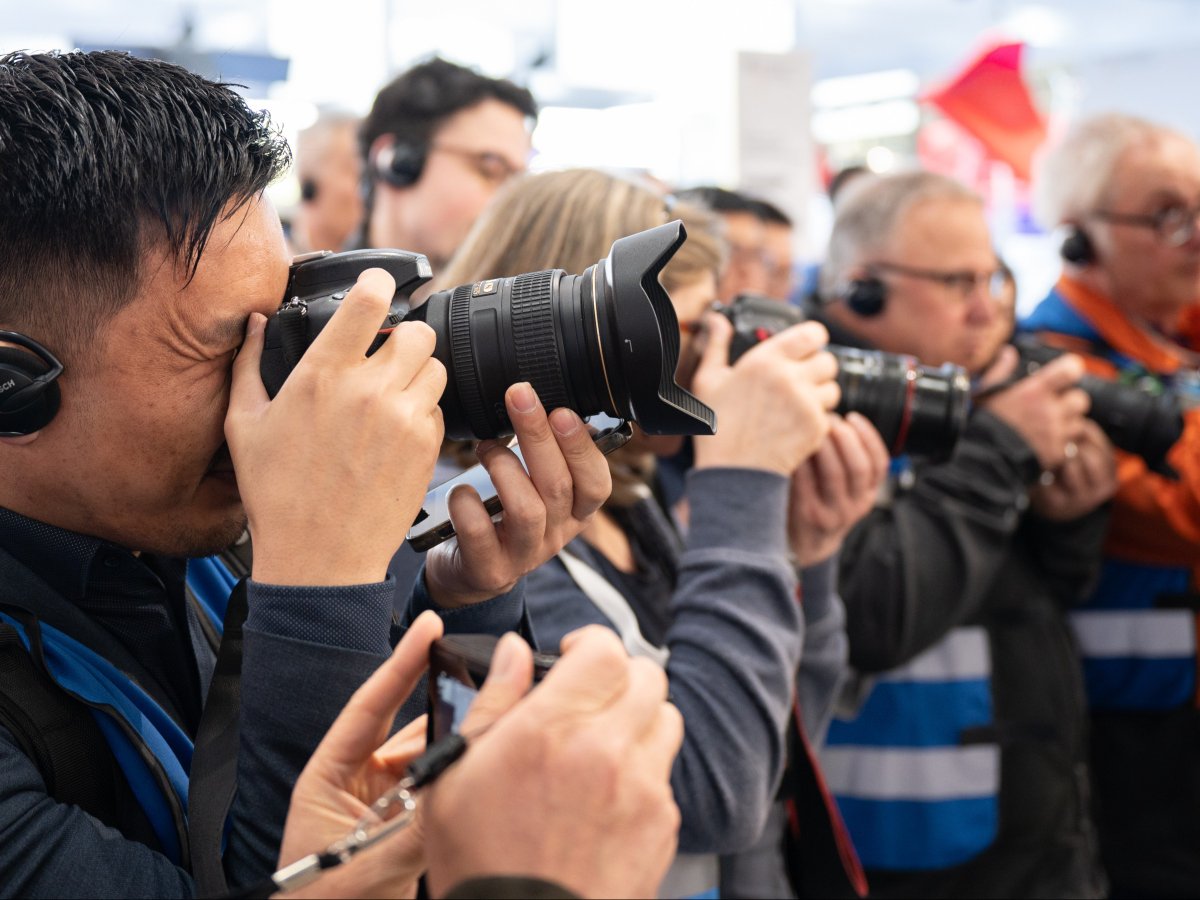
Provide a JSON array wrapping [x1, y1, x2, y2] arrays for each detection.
[[525, 467, 846, 857]]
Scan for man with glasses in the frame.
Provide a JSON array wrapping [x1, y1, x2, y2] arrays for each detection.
[[806, 170, 1115, 898], [361, 57, 535, 270], [1024, 113, 1200, 899]]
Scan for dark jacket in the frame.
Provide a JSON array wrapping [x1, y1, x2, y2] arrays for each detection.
[[0, 506, 525, 898], [815, 317, 1109, 899]]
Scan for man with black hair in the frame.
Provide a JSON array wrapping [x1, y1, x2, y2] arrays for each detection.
[[0, 49, 650, 898], [361, 56, 537, 268], [677, 186, 772, 302], [746, 197, 796, 302]]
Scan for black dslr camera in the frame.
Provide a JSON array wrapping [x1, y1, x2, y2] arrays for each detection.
[[1011, 335, 1184, 475], [719, 295, 971, 459], [259, 221, 717, 441]]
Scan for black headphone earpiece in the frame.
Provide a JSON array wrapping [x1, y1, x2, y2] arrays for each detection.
[[300, 178, 317, 202], [374, 139, 428, 188], [840, 276, 889, 317], [0, 331, 63, 437], [1060, 226, 1096, 264]]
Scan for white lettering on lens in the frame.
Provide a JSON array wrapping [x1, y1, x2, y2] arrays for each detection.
[[0, 379, 15, 393]]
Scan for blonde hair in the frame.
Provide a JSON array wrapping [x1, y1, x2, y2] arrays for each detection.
[[1036, 113, 1191, 228], [436, 168, 722, 505]]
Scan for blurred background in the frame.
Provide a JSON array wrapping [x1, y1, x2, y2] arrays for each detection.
[[7, 0, 1200, 311]]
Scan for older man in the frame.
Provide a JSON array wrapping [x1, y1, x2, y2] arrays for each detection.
[[809, 171, 1115, 898], [1024, 113, 1200, 899]]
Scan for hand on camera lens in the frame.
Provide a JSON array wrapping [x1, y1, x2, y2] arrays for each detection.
[[425, 626, 683, 900], [227, 268, 447, 586], [1029, 419, 1119, 521], [422, 383, 612, 608], [789, 412, 890, 567], [975, 347, 1091, 472], [691, 313, 840, 476], [276, 611, 444, 899]]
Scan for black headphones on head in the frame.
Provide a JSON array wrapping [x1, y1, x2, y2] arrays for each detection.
[[837, 275, 889, 317], [372, 138, 429, 188], [1060, 226, 1097, 264], [0, 331, 63, 437]]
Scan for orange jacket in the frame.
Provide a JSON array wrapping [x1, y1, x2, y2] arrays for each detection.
[[1025, 276, 1200, 584]]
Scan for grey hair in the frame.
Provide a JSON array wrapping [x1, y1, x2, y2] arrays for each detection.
[[296, 107, 360, 172], [1035, 113, 1187, 228], [822, 170, 980, 296]]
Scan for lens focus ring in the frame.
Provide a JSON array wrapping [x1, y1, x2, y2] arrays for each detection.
[[448, 283, 493, 438], [510, 271, 570, 413]]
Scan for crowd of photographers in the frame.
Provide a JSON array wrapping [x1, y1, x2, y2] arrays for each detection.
[[0, 46, 1198, 900]]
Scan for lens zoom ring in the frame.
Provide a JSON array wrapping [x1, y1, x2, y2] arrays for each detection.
[[448, 284, 492, 438], [510, 271, 570, 412]]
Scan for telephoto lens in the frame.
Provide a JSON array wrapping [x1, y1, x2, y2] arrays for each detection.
[[259, 221, 717, 440], [721, 294, 970, 458], [1012, 335, 1184, 473]]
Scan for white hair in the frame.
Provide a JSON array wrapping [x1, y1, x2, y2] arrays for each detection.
[[1035, 113, 1190, 228], [822, 170, 980, 296]]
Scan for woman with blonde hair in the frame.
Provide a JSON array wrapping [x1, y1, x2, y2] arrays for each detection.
[[427, 168, 884, 898]]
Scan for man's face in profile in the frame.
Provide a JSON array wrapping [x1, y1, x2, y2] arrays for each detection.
[[373, 99, 531, 268], [27, 196, 290, 556]]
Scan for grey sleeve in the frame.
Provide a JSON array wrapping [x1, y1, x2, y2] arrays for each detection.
[[796, 557, 848, 748], [0, 726, 194, 898], [668, 468, 804, 854], [525, 468, 803, 855], [837, 410, 1041, 673]]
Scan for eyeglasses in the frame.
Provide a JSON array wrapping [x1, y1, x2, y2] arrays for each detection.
[[430, 143, 525, 186], [869, 261, 1011, 301], [1093, 203, 1200, 248]]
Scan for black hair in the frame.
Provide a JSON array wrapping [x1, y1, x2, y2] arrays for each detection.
[[360, 56, 538, 163], [0, 50, 291, 360], [674, 186, 762, 216], [746, 198, 792, 228]]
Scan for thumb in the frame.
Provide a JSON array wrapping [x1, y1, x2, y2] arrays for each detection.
[[229, 313, 270, 414], [977, 344, 1019, 391], [458, 632, 535, 735]]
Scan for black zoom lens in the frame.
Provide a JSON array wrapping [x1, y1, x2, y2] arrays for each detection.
[[259, 222, 717, 441], [723, 295, 970, 458], [831, 346, 970, 458], [1012, 335, 1184, 471]]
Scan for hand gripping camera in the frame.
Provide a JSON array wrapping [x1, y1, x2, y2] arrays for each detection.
[[719, 295, 971, 459]]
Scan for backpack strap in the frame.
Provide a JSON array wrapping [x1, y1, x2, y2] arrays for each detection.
[[0, 621, 160, 849]]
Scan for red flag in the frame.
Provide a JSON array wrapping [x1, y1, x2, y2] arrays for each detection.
[[922, 41, 1047, 181]]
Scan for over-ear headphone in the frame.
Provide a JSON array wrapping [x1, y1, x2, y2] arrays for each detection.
[[0, 331, 63, 437], [1060, 226, 1096, 264], [373, 139, 428, 188], [839, 275, 889, 317]]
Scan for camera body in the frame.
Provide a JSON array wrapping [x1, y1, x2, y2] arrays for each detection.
[[260, 223, 717, 442], [719, 295, 971, 459], [1011, 334, 1185, 473], [429, 634, 556, 743]]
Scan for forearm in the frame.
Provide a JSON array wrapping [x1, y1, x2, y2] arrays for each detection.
[[667, 468, 802, 854], [796, 557, 848, 747], [225, 578, 395, 884]]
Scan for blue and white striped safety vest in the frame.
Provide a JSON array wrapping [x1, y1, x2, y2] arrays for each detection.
[[821, 627, 1000, 871]]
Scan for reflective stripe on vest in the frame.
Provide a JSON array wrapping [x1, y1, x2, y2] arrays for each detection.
[[1071, 607, 1196, 710], [822, 627, 999, 871]]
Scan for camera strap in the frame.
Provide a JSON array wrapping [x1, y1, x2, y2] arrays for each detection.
[[557, 549, 669, 668], [188, 576, 249, 897]]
